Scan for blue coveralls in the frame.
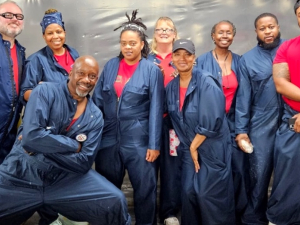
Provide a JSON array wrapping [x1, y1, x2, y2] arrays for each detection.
[[20, 43, 79, 223], [20, 44, 79, 103], [235, 41, 284, 225], [92, 57, 164, 225], [166, 68, 235, 225], [266, 36, 300, 225], [267, 105, 300, 224], [196, 51, 248, 221], [0, 81, 131, 225], [147, 53, 181, 222], [0, 34, 26, 163]]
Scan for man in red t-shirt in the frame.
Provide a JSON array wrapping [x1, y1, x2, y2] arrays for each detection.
[[267, 1, 300, 224]]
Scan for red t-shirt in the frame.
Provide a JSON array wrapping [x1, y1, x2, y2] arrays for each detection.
[[156, 53, 175, 87], [54, 49, 74, 73], [222, 71, 238, 113], [179, 87, 188, 111], [66, 118, 78, 131], [273, 36, 300, 111], [114, 59, 139, 97], [10, 44, 19, 95]]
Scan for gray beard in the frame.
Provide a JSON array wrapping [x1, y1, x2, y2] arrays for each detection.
[[76, 88, 88, 97], [0, 24, 23, 38]]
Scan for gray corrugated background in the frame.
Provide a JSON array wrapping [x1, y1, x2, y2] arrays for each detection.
[[17, 0, 299, 70]]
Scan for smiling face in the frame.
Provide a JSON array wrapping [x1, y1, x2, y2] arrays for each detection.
[[68, 56, 99, 99], [154, 19, 176, 45], [43, 23, 66, 54], [172, 49, 195, 73], [120, 30, 144, 65], [0, 2, 24, 39], [212, 22, 234, 49], [255, 16, 280, 44]]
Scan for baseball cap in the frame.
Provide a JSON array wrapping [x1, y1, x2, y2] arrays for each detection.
[[172, 39, 195, 54]]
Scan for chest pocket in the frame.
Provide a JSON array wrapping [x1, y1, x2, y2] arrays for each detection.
[[251, 70, 272, 93], [122, 85, 148, 107], [183, 92, 198, 113], [102, 85, 114, 103], [168, 104, 176, 112]]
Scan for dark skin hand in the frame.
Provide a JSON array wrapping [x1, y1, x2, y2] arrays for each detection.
[[292, 113, 300, 133], [146, 149, 160, 162], [235, 133, 252, 153]]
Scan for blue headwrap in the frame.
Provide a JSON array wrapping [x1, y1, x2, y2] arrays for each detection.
[[40, 11, 65, 34]]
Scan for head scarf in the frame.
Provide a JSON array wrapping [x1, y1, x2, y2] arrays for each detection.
[[40, 11, 65, 33]]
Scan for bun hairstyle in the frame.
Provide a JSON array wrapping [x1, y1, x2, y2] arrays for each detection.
[[40, 8, 65, 34], [114, 9, 149, 59], [45, 8, 58, 14]]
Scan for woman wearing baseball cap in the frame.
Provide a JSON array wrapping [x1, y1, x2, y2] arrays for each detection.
[[165, 38, 235, 224]]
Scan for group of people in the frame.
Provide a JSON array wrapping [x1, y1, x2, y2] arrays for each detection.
[[1, 0, 300, 225]]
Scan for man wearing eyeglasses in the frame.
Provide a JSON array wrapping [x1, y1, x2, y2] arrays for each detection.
[[0, 0, 25, 164], [267, 1, 300, 224]]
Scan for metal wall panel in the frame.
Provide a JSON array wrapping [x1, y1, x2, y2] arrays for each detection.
[[16, 0, 299, 69]]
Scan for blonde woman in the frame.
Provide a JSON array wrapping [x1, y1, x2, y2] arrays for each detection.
[[148, 17, 181, 225]]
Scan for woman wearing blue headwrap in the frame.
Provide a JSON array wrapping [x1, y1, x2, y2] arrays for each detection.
[[21, 8, 79, 102], [20, 8, 79, 225]]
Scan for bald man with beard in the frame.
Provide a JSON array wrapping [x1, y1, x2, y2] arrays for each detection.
[[0, 56, 131, 225]]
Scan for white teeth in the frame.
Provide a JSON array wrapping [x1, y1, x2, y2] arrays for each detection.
[[79, 84, 89, 90]]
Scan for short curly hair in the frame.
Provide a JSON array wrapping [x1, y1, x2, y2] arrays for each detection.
[[211, 20, 236, 39]]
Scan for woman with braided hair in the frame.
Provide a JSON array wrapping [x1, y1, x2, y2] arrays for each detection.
[[92, 9, 164, 225]]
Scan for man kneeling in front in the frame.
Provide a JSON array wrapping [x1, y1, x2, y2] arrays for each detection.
[[0, 55, 131, 225]]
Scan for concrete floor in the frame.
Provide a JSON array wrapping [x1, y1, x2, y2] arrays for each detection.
[[23, 208, 137, 225]]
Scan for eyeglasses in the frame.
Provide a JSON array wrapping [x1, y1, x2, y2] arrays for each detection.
[[155, 28, 174, 34], [0, 12, 24, 20]]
